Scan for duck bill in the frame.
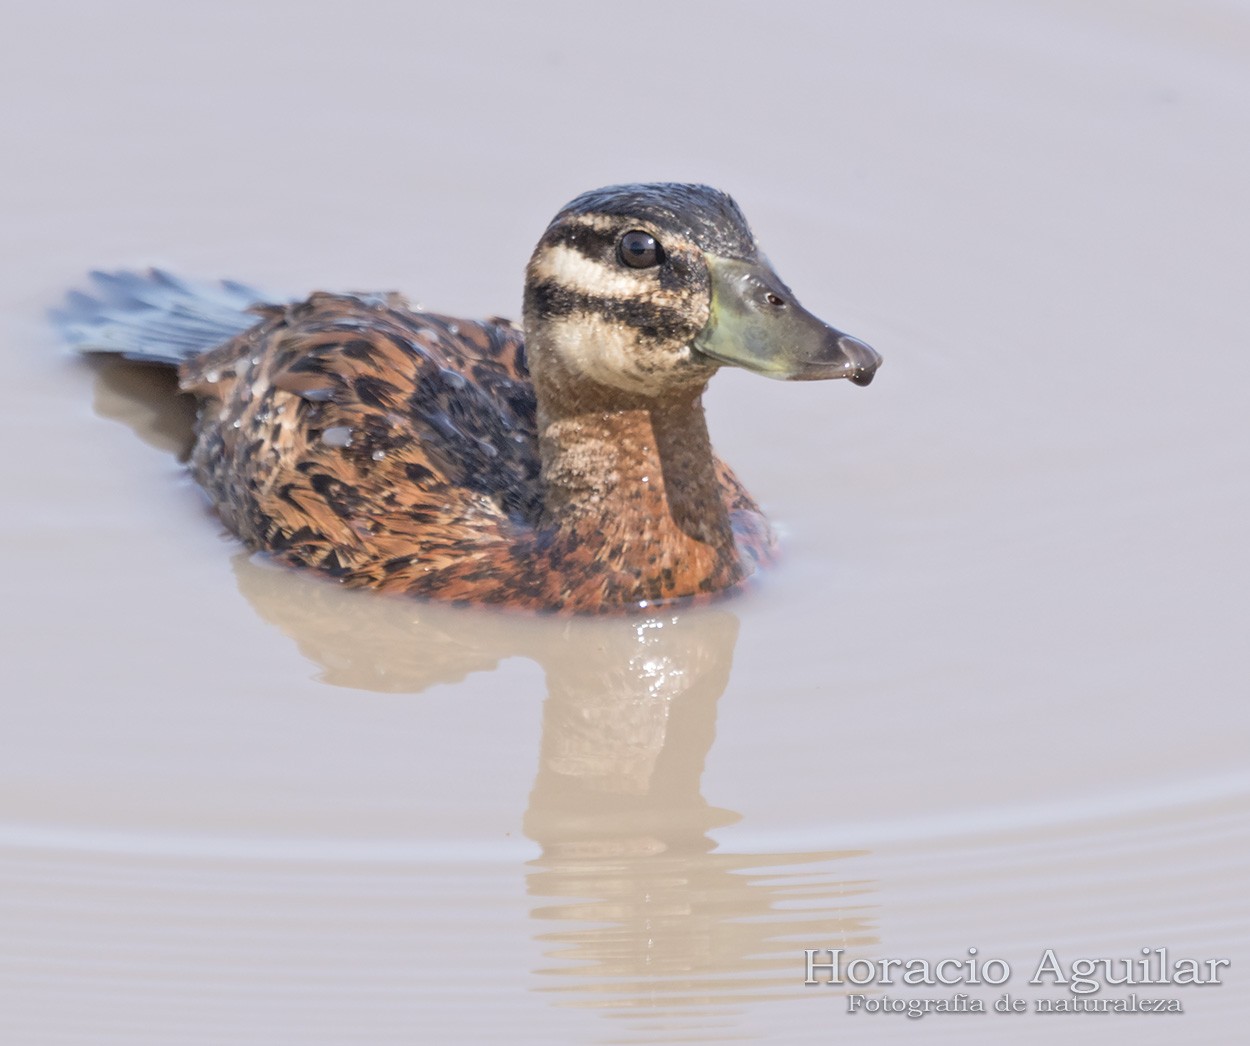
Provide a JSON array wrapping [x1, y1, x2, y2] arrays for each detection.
[[693, 256, 881, 385]]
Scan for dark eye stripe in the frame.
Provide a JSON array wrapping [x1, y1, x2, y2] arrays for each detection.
[[528, 281, 696, 342], [540, 221, 612, 259]]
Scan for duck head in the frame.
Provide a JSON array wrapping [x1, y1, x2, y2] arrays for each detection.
[[523, 183, 881, 399]]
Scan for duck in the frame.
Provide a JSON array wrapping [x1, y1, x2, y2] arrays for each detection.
[[60, 183, 881, 613]]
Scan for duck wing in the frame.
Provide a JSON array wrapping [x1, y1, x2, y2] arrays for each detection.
[[181, 292, 542, 588]]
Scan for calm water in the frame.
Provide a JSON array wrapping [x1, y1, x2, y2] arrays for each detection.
[[3, 1, 1247, 1042]]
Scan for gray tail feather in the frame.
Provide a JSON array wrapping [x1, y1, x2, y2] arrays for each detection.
[[53, 269, 268, 365]]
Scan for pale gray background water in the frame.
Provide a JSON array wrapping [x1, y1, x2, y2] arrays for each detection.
[[2, 1, 1247, 1042]]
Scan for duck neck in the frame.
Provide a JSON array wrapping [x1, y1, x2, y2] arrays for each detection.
[[533, 362, 743, 598]]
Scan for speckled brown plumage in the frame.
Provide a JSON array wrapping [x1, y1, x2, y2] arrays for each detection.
[[176, 291, 773, 612], [60, 183, 879, 614]]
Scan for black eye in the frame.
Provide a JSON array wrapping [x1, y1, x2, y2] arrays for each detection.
[[618, 230, 662, 268]]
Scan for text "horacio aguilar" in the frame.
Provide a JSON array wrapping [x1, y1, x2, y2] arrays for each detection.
[[804, 948, 1229, 994]]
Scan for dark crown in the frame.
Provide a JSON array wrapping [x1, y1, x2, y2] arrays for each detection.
[[551, 183, 759, 259]]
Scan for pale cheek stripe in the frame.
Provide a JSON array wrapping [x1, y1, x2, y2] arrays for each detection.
[[547, 313, 677, 395], [531, 243, 651, 300]]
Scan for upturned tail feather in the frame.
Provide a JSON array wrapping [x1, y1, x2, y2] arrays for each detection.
[[53, 269, 267, 365]]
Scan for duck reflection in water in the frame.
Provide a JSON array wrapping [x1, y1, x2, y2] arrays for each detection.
[[94, 357, 879, 1026], [520, 611, 878, 1024], [236, 557, 878, 1025]]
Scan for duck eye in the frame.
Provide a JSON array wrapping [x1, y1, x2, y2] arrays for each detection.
[[618, 230, 662, 268]]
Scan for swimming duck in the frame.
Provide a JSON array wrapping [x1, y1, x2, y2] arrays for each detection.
[[62, 183, 880, 612]]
